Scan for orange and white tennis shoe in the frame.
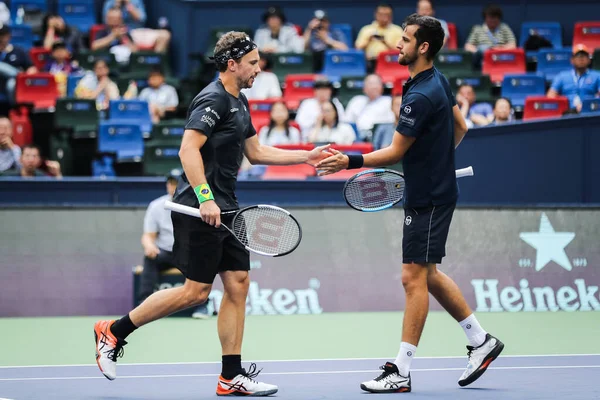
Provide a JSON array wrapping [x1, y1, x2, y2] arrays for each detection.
[[94, 320, 127, 380], [216, 363, 278, 396]]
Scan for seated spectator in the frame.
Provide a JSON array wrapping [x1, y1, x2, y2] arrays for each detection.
[[0, 2, 8, 25], [75, 59, 120, 111], [92, 7, 138, 64], [416, 0, 449, 48], [303, 10, 349, 72], [547, 44, 600, 113], [42, 14, 84, 57], [372, 95, 402, 150], [42, 42, 82, 97], [1, 144, 61, 178], [0, 25, 37, 103], [308, 99, 356, 144], [464, 4, 516, 68], [344, 74, 396, 140], [254, 6, 304, 54], [489, 97, 514, 126], [103, 0, 171, 53], [295, 78, 345, 140], [456, 83, 493, 127], [0, 117, 20, 173], [138, 67, 178, 123], [258, 101, 301, 146], [240, 53, 282, 100], [355, 3, 403, 71]]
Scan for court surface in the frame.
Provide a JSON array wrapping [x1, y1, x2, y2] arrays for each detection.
[[1, 313, 599, 399]]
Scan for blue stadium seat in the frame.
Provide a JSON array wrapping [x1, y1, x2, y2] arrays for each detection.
[[107, 100, 152, 138], [57, 0, 96, 34], [321, 50, 366, 82], [520, 22, 563, 49], [66, 74, 84, 97], [536, 48, 572, 82], [10, 0, 48, 15], [500, 74, 546, 108], [98, 122, 144, 161], [9, 24, 33, 51], [580, 97, 600, 114], [329, 24, 353, 48]]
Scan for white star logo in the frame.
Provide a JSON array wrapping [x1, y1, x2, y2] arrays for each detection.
[[519, 213, 575, 271]]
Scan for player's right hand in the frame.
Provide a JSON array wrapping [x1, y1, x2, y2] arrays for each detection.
[[200, 200, 221, 228]]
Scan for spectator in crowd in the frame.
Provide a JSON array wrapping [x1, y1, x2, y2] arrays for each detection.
[[489, 97, 514, 125], [138, 67, 179, 123], [371, 95, 402, 150], [1, 144, 62, 178], [42, 42, 82, 97], [416, 0, 449, 48], [103, 0, 171, 53], [75, 59, 120, 111], [547, 44, 600, 113], [139, 172, 210, 319], [464, 4, 516, 68], [92, 7, 138, 64], [254, 6, 304, 54], [455, 83, 494, 127], [355, 3, 403, 71], [0, 2, 9, 25], [240, 53, 282, 100], [258, 101, 301, 146], [344, 74, 396, 140], [303, 9, 348, 72], [0, 117, 20, 173], [295, 78, 345, 140], [308, 99, 356, 145], [0, 25, 37, 103], [42, 14, 84, 57]]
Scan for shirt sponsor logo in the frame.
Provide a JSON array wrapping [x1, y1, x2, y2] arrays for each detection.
[[204, 106, 221, 119], [201, 114, 216, 127], [400, 114, 416, 126]]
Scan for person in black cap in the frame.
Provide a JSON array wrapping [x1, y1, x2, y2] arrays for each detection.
[[253, 6, 304, 53], [303, 9, 349, 71]]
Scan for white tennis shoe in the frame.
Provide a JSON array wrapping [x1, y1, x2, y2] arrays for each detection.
[[216, 363, 278, 396], [360, 362, 411, 393], [458, 333, 504, 387]]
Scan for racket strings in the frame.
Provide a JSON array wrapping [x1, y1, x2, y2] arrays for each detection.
[[345, 171, 405, 210], [233, 207, 301, 255]]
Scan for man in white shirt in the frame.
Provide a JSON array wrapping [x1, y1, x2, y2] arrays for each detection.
[[295, 78, 345, 141], [253, 6, 304, 54], [138, 67, 179, 123], [0, 117, 20, 174], [344, 74, 396, 140]]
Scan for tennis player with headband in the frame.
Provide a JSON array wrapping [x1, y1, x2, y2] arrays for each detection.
[[93, 32, 331, 396], [317, 14, 504, 393]]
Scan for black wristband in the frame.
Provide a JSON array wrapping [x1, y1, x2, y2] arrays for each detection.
[[346, 154, 364, 170]]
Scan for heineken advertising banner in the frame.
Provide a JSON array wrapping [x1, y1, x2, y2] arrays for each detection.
[[1, 208, 598, 317]]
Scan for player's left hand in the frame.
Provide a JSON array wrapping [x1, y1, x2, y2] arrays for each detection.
[[315, 148, 349, 176], [305, 144, 333, 166]]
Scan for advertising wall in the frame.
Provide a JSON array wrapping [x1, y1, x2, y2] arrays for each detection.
[[1, 208, 598, 317]]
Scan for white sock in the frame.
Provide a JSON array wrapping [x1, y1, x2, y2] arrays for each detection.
[[459, 314, 488, 347], [393, 342, 417, 377]]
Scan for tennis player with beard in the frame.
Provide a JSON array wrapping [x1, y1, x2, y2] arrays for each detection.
[[317, 14, 504, 393], [93, 31, 331, 396]]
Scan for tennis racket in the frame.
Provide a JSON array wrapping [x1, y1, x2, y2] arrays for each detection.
[[344, 166, 474, 212], [164, 200, 302, 257]]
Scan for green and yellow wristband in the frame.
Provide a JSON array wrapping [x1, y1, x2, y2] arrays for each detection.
[[194, 183, 214, 203]]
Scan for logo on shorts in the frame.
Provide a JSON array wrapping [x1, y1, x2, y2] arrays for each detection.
[[404, 105, 412, 114], [405, 216, 412, 226]]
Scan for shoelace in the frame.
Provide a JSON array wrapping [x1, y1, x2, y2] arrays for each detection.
[[374, 364, 396, 382], [240, 363, 263, 383], [105, 336, 127, 362], [466, 346, 475, 360]]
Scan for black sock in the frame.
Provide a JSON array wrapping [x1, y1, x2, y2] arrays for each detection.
[[221, 355, 243, 379], [110, 314, 138, 340]]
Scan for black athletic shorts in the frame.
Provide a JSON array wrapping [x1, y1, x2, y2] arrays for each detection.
[[171, 211, 250, 284], [402, 202, 456, 265]]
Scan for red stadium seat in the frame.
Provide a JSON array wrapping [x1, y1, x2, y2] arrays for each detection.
[[392, 76, 408, 96], [248, 98, 282, 131], [331, 143, 374, 154], [522, 96, 569, 121], [9, 106, 33, 147], [446, 22, 458, 50], [283, 74, 316, 111], [89, 24, 106, 43], [375, 50, 410, 87], [15, 73, 59, 110], [262, 164, 316, 180], [573, 21, 600, 51], [319, 167, 370, 180], [482, 49, 526, 84], [29, 47, 51, 70]]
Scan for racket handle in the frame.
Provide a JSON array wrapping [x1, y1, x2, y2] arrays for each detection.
[[456, 166, 474, 178], [165, 200, 201, 218]]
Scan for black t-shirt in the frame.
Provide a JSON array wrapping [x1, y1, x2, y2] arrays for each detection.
[[173, 80, 256, 211], [0, 45, 33, 71], [396, 66, 458, 208]]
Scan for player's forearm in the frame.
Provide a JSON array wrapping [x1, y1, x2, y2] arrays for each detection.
[[179, 146, 208, 188], [248, 145, 309, 165], [363, 146, 402, 168]]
